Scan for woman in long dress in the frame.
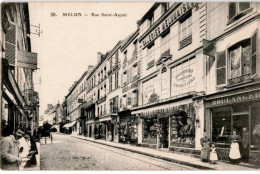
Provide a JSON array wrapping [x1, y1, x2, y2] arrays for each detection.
[[200, 133, 210, 162], [229, 130, 241, 164]]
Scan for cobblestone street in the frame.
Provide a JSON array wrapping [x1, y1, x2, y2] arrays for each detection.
[[40, 133, 196, 170]]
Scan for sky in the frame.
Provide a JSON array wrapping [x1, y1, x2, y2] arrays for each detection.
[[28, 2, 153, 116]]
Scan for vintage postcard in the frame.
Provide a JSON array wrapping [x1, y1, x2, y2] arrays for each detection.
[[1, 1, 260, 171]]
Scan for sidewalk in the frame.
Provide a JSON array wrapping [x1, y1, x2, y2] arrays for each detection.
[[67, 133, 257, 170]]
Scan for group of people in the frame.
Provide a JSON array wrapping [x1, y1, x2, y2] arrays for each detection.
[[200, 128, 249, 165], [1, 126, 39, 170]]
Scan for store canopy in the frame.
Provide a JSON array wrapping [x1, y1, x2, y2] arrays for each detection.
[[63, 121, 76, 128]]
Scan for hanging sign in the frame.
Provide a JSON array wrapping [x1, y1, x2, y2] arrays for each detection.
[[17, 50, 38, 70]]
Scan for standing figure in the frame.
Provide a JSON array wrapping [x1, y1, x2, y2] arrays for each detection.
[[241, 127, 249, 162], [209, 143, 218, 164], [229, 129, 241, 164], [200, 132, 210, 162], [24, 130, 38, 167], [1, 128, 25, 170]]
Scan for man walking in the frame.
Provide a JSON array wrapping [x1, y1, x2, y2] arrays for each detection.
[[241, 127, 249, 162], [1, 128, 25, 170]]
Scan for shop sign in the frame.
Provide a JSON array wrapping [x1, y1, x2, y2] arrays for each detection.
[[17, 50, 37, 70], [203, 39, 216, 57], [171, 58, 196, 96], [206, 90, 260, 107], [142, 2, 193, 48]]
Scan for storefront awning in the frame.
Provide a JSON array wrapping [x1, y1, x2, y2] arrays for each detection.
[[63, 121, 76, 128]]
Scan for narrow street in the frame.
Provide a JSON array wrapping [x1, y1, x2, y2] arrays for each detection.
[[40, 133, 196, 170]]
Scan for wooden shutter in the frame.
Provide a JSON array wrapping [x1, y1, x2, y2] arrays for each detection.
[[251, 30, 257, 76], [228, 2, 236, 20], [5, 23, 16, 65], [216, 51, 226, 86]]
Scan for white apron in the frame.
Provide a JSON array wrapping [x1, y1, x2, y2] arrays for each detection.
[[229, 142, 241, 159]]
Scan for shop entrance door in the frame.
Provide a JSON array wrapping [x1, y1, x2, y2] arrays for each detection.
[[89, 125, 92, 137], [160, 118, 169, 148], [233, 114, 249, 135]]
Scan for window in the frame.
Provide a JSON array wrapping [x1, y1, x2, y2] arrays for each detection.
[[124, 50, 127, 62], [179, 13, 192, 49], [147, 44, 155, 69], [115, 51, 119, 64], [228, 2, 251, 22], [216, 31, 257, 86], [110, 57, 113, 70], [148, 14, 154, 28], [109, 76, 112, 92], [127, 92, 132, 106], [110, 96, 118, 113], [115, 71, 119, 88], [161, 30, 170, 54], [133, 40, 138, 53], [132, 91, 138, 107]]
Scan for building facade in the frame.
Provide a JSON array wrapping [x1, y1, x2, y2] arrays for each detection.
[[1, 3, 39, 134]]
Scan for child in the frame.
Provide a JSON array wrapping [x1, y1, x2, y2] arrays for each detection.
[[210, 143, 218, 164]]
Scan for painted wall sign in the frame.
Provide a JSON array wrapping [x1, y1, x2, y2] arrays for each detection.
[[171, 58, 196, 96], [206, 90, 260, 107], [142, 2, 193, 48]]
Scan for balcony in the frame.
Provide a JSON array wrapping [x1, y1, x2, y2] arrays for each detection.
[[228, 74, 252, 86], [107, 69, 112, 76], [97, 96, 106, 104], [113, 64, 119, 71], [179, 35, 192, 49]]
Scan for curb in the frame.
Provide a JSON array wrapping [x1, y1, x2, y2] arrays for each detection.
[[70, 135, 213, 170]]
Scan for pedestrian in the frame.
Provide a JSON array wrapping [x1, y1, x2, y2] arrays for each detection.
[[241, 127, 249, 162], [229, 129, 241, 164], [209, 143, 218, 164], [18, 129, 30, 170], [24, 129, 38, 167], [33, 123, 40, 142], [200, 132, 210, 162], [1, 128, 26, 170]]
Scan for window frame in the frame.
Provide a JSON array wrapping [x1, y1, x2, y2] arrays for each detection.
[[227, 2, 252, 25]]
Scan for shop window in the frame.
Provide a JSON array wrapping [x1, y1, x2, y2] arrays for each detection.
[[212, 108, 232, 144], [179, 12, 192, 49], [251, 104, 260, 151], [142, 118, 157, 144], [228, 2, 251, 23]]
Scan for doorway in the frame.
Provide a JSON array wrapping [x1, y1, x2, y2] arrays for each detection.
[[160, 117, 169, 148], [89, 125, 92, 137]]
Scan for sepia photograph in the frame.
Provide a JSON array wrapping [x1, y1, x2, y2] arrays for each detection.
[[1, 0, 260, 171]]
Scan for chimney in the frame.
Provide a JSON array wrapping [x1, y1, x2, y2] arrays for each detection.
[[97, 52, 102, 63]]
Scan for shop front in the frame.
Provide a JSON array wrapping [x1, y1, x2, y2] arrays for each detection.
[[134, 99, 196, 150], [118, 111, 138, 144], [204, 84, 260, 165]]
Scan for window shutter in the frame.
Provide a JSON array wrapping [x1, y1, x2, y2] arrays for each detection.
[[229, 2, 236, 20], [5, 23, 16, 65], [239, 2, 250, 13], [216, 51, 226, 86], [251, 30, 257, 75]]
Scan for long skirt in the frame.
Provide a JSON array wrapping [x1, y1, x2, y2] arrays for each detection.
[[229, 142, 241, 160], [201, 148, 210, 161]]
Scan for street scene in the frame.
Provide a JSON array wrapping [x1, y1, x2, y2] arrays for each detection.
[[1, 1, 260, 171]]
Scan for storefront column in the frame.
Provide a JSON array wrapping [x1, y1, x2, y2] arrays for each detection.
[[138, 118, 142, 144]]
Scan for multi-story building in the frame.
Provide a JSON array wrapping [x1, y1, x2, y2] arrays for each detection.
[[117, 30, 140, 144], [132, 2, 205, 151], [1, 3, 39, 134], [198, 2, 260, 164]]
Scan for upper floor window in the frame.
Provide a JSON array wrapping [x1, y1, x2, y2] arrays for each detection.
[[228, 2, 251, 22], [148, 14, 154, 28], [115, 51, 119, 64], [147, 43, 155, 69], [161, 3, 169, 15], [124, 50, 127, 62], [115, 71, 119, 88], [133, 40, 138, 53], [179, 12, 192, 49], [216, 30, 257, 86]]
